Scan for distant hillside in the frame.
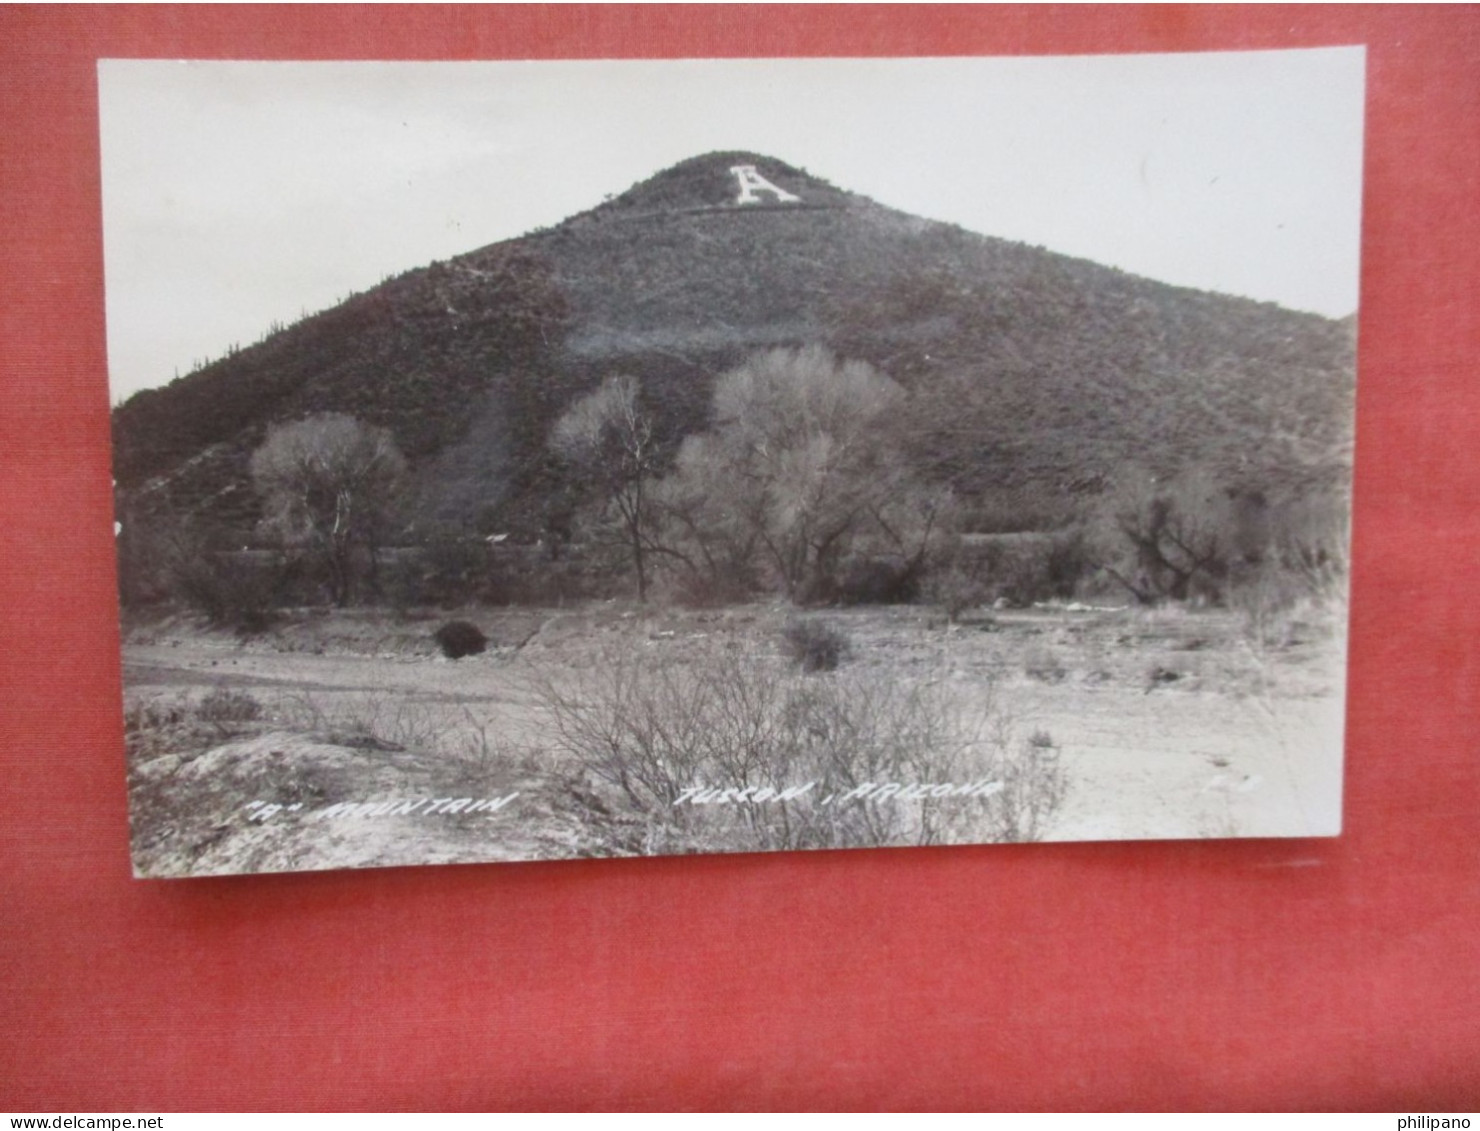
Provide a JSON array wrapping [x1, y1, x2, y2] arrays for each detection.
[[112, 150, 1355, 538]]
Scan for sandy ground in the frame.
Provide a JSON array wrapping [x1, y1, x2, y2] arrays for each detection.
[[120, 600, 1347, 877]]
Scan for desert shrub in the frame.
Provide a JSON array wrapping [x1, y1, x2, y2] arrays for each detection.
[[378, 549, 429, 612], [1145, 664, 1183, 690], [922, 562, 989, 622], [953, 487, 1082, 537], [1224, 488, 1348, 648], [442, 706, 527, 787], [1230, 561, 1310, 650], [830, 554, 923, 606], [663, 566, 758, 609], [994, 530, 1092, 606], [123, 696, 193, 762], [279, 692, 452, 755], [1022, 644, 1067, 683], [414, 535, 486, 607], [528, 651, 1070, 856], [1267, 500, 1348, 602], [387, 536, 537, 609], [496, 550, 606, 606], [434, 620, 488, 659], [782, 618, 851, 673], [930, 530, 1092, 612], [1039, 529, 1093, 597], [172, 550, 280, 634], [123, 698, 186, 736], [1085, 472, 1351, 616], [989, 729, 1069, 843], [116, 511, 183, 608], [196, 687, 263, 725], [123, 689, 266, 762]]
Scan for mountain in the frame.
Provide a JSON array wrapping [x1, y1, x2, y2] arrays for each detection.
[[111, 150, 1356, 539]]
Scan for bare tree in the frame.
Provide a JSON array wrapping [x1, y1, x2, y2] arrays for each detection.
[[659, 345, 946, 602], [250, 413, 406, 606], [1091, 468, 1232, 605], [550, 375, 659, 601]]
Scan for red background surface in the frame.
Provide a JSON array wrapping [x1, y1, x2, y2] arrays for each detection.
[[2, 5, 1477, 1112]]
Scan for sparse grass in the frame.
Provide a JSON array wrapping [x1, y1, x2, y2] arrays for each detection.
[[439, 706, 528, 790], [273, 692, 443, 754], [124, 687, 267, 761], [986, 726, 1069, 844], [1238, 584, 1329, 653]]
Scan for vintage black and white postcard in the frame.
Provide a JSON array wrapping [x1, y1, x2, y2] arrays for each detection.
[[101, 51, 1364, 877]]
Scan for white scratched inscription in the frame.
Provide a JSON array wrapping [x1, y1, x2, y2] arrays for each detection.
[[242, 794, 520, 823], [671, 780, 1004, 807]]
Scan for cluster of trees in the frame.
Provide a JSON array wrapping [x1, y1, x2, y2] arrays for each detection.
[[118, 414, 408, 622], [121, 344, 1347, 623], [549, 346, 1346, 614], [551, 345, 948, 607]]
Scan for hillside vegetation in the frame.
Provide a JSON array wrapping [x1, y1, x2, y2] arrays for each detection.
[[113, 151, 1354, 615]]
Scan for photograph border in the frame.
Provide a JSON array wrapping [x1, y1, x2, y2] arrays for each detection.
[[3, 4, 1477, 1112], [103, 50, 1361, 877]]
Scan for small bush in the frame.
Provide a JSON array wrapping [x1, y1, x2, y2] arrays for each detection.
[[1022, 644, 1067, 683], [418, 535, 487, 607], [434, 620, 488, 659], [831, 556, 921, 606], [988, 727, 1069, 843], [1145, 665, 1183, 690], [173, 551, 280, 634], [123, 689, 265, 762], [196, 687, 263, 725], [782, 619, 851, 673], [122, 696, 192, 762], [923, 563, 989, 622], [1230, 561, 1318, 650]]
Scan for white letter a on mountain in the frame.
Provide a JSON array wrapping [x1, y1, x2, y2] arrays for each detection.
[[730, 165, 800, 205]]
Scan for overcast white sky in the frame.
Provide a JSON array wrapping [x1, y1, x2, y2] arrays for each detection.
[[99, 50, 1365, 403]]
